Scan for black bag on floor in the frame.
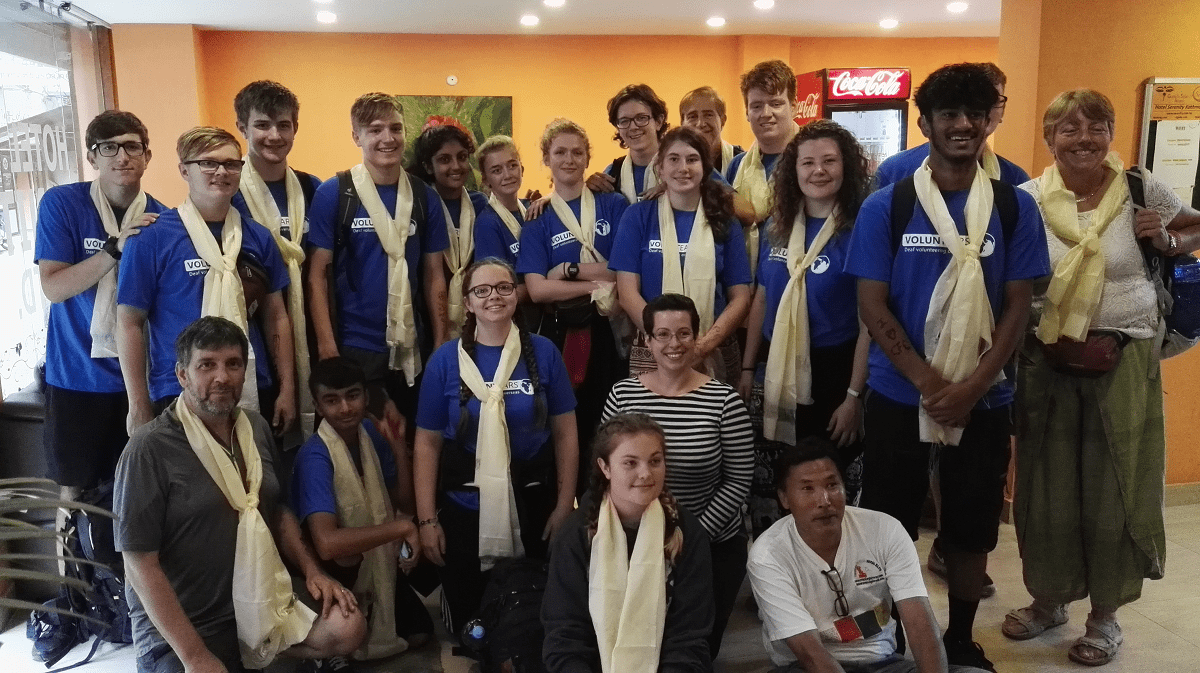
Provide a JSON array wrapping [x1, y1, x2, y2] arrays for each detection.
[[459, 558, 549, 673]]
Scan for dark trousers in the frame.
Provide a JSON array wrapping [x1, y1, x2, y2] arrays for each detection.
[[323, 557, 435, 639], [709, 531, 749, 659]]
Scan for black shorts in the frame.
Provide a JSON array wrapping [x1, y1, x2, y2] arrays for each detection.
[[859, 391, 1011, 554], [341, 345, 421, 422], [43, 385, 128, 489]]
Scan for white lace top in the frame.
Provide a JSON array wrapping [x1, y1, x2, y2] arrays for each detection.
[[1021, 172, 1183, 338]]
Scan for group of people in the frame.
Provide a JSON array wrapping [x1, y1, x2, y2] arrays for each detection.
[[33, 54, 1200, 673]]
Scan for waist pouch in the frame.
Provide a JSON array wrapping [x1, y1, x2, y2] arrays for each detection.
[[1039, 330, 1131, 378]]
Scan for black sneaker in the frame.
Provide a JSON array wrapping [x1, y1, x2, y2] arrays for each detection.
[[943, 636, 996, 672], [325, 656, 357, 672], [928, 538, 996, 599]]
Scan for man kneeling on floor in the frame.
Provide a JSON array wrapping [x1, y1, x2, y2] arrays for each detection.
[[115, 316, 366, 673], [291, 357, 433, 671], [747, 438, 988, 673]]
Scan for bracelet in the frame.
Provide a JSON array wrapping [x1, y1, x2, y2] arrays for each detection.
[[846, 388, 862, 399], [417, 517, 439, 528], [742, 367, 755, 372]]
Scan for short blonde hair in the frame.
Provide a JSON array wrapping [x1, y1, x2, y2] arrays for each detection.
[[476, 135, 520, 173], [1042, 89, 1115, 146], [539, 118, 591, 158], [351, 92, 404, 131], [176, 126, 240, 162]]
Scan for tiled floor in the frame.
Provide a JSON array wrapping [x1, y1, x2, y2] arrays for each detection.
[[4, 504, 1199, 672]]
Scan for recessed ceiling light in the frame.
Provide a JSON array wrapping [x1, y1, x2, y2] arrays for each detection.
[[947, 2, 969, 12], [707, 16, 726, 28], [313, 0, 333, 4], [316, 10, 336, 23], [544, 0, 565, 7], [754, 0, 775, 9], [520, 14, 539, 27], [879, 18, 899, 29]]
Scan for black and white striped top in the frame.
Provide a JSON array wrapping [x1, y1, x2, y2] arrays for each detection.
[[601, 377, 755, 543]]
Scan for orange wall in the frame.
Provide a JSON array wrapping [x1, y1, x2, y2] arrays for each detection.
[[994, 0, 1041, 172], [789, 37, 1000, 159], [1032, 0, 1200, 485]]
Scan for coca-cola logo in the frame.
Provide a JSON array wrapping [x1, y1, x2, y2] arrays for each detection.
[[796, 93, 821, 119], [828, 69, 910, 100]]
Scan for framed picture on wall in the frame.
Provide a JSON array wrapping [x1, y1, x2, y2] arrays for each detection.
[[399, 95, 513, 190]]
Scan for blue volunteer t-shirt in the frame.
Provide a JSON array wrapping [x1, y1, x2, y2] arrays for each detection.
[[608, 200, 751, 315], [415, 333, 576, 510], [724, 151, 781, 185], [474, 200, 528, 267], [35, 182, 168, 393], [441, 189, 488, 232], [844, 183, 1050, 408], [291, 420, 398, 523], [117, 210, 289, 402], [516, 191, 629, 276], [757, 216, 859, 348], [873, 143, 1031, 190], [604, 160, 730, 202], [231, 172, 323, 244], [307, 173, 450, 353]]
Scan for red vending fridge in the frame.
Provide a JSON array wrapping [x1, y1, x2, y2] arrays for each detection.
[[795, 68, 912, 173]]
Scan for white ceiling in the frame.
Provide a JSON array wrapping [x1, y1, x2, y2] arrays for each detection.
[[76, 0, 1001, 36]]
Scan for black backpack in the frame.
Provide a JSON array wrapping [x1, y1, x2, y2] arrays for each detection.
[[459, 558, 549, 673], [27, 480, 132, 670], [331, 169, 428, 293]]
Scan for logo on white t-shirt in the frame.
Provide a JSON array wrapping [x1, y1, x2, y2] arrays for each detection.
[[351, 217, 417, 236], [853, 559, 886, 587], [183, 258, 210, 276], [810, 255, 831, 274], [900, 232, 995, 258], [83, 237, 104, 253]]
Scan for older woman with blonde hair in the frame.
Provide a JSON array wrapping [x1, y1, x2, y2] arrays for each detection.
[[1004, 88, 1200, 666]]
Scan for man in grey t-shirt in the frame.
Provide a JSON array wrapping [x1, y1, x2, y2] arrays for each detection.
[[115, 317, 366, 673]]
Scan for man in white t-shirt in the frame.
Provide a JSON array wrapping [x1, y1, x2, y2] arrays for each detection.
[[747, 438, 988, 673]]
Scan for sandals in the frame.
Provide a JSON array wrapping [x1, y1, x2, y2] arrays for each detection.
[[1002, 604, 1069, 640], [1068, 615, 1123, 667]]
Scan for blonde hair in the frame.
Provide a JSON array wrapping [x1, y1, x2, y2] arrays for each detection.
[[539, 118, 591, 158], [176, 126, 239, 162], [1042, 89, 1115, 146], [476, 135, 521, 173], [351, 92, 404, 131]]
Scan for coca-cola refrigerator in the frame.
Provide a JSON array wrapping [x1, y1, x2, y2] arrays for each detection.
[[795, 68, 912, 173]]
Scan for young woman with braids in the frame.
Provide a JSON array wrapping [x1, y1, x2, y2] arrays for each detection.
[[738, 120, 872, 531], [413, 258, 579, 635], [601, 294, 753, 659], [542, 413, 715, 673], [609, 126, 752, 381], [409, 122, 489, 336]]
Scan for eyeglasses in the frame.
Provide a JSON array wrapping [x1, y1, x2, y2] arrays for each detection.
[[183, 159, 246, 174], [616, 114, 653, 130], [468, 282, 517, 299], [821, 567, 851, 618], [993, 95, 1009, 109], [90, 141, 146, 157], [650, 329, 695, 343]]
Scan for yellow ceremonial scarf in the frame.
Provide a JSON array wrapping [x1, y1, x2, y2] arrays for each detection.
[[549, 189, 618, 315], [458, 323, 525, 569], [178, 199, 258, 411], [89, 181, 146, 358], [350, 165, 421, 383], [487, 192, 526, 241], [588, 495, 668, 673], [762, 209, 841, 444], [979, 145, 1001, 181], [442, 189, 476, 338], [720, 141, 736, 174], [733, 124, 797, 277], [1036, 152, 1129, 343], [176, 401, 315, 668], [317, 420, 408, 659], [656, 195, 717, 334], [239, 161, 314, 436], [619, 155, 658, 203], [916, 159, 995, 445]]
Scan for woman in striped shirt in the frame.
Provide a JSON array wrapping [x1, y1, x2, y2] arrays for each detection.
[[601, 292, 754, 660]]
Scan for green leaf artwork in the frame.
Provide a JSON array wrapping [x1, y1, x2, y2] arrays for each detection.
[[399, 96, 514, 191]]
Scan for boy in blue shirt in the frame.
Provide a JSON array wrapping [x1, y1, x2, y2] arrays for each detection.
[[36, 110, 165, 493], [305, 93, 450, 439], [117, 127, 295, 433], [846, 63, 1050, 672]]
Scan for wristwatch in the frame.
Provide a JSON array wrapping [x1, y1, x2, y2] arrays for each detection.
[[102, 236, 121, 261], [567, 262, 580, 280]]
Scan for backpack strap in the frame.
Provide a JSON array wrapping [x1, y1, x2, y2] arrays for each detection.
[[989, 179, 1019, 245], [293, 169, 318, 207], [610, 155, 625, 194], [890, 176, 1020, 255], [406, 171, 428, 232], [334, 170, 362, 292]]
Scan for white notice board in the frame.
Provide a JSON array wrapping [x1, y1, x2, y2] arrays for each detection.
[[1139, 78, 1200, 209]]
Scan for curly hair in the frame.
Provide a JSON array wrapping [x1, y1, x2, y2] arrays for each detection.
[[539, 118, 591, 161], [408, 124, 477, 186], [583, 413, 684, 563], [606, 84, 670, 149], [740, 60, 797, 105], [655, 127, 735, 240], [913, 63, 999, 119], [768, 120, 870, 245]]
